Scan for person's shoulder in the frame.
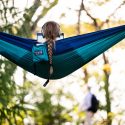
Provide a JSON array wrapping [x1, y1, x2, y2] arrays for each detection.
[[87, 92, 93, 96]]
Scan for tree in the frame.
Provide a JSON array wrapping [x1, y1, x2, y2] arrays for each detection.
[[0, 0, 59, 37], [0, 59, 16, 124], [0, 0, 59, 124], [34, 89, 68, 125], [76, 0, 125, 124]]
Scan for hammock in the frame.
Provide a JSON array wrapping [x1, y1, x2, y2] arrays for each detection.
[[0, 25, 125, 80]]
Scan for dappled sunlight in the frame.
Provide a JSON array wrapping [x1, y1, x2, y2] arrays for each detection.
[[0, 0, 125, 124]]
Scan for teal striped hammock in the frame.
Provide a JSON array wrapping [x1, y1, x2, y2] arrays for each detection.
[[0, 25, 125, 81]]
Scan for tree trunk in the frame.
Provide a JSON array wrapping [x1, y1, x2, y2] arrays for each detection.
[[103, 53, 112, 125], [78, 1, 115, 124]]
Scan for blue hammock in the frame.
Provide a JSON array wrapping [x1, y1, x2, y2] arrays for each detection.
[[0, 25, 125, 80]]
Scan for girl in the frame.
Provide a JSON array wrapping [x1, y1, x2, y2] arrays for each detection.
[[41, 21, 62, 81], [42, 21, 60, 69]]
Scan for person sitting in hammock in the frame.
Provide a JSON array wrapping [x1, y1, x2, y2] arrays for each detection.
[[41, 21, 63, 75]]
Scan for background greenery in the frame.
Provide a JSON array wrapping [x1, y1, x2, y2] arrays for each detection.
[[0, 0, 125, 125]]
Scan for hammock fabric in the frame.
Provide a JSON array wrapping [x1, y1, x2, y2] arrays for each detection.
[[0, 25, 125, 80]]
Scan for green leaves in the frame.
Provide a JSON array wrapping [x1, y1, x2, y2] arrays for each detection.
[[0, 0, 60, 124]]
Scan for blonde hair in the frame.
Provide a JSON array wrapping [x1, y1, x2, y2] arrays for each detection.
[[42, 21, 61, 65]]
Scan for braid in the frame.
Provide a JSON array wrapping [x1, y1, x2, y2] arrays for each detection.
[[42, 21, 60, 65], [47, 39, 54, 65], [41, 21, 61, 86]]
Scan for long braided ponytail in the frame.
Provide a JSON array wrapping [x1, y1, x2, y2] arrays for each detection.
[[42, 21, 60, 86]]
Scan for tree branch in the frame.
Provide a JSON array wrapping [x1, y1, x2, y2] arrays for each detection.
[[81, 0, 99, 29], [81, 0, 125, 29], [101, 0, 125, 27], [31, 0, 59, 32], [77, 0, 84, 34]]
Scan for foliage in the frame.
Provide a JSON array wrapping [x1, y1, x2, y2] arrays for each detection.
[[0, 59, 24, 124], [0, 0, 125, 124], [0, 0, 59, 37], [0, 0, 59, 124], [34, 89, 69, 125], [0, 58, 34, 124]]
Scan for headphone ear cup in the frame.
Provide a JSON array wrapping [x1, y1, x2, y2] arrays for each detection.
[[59, 33, 64, 38], [42, 33, 45, 38], [56, 33, 64, 41]]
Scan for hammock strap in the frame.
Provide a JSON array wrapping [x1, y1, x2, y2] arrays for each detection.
[[43, 64, 53, 87]]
